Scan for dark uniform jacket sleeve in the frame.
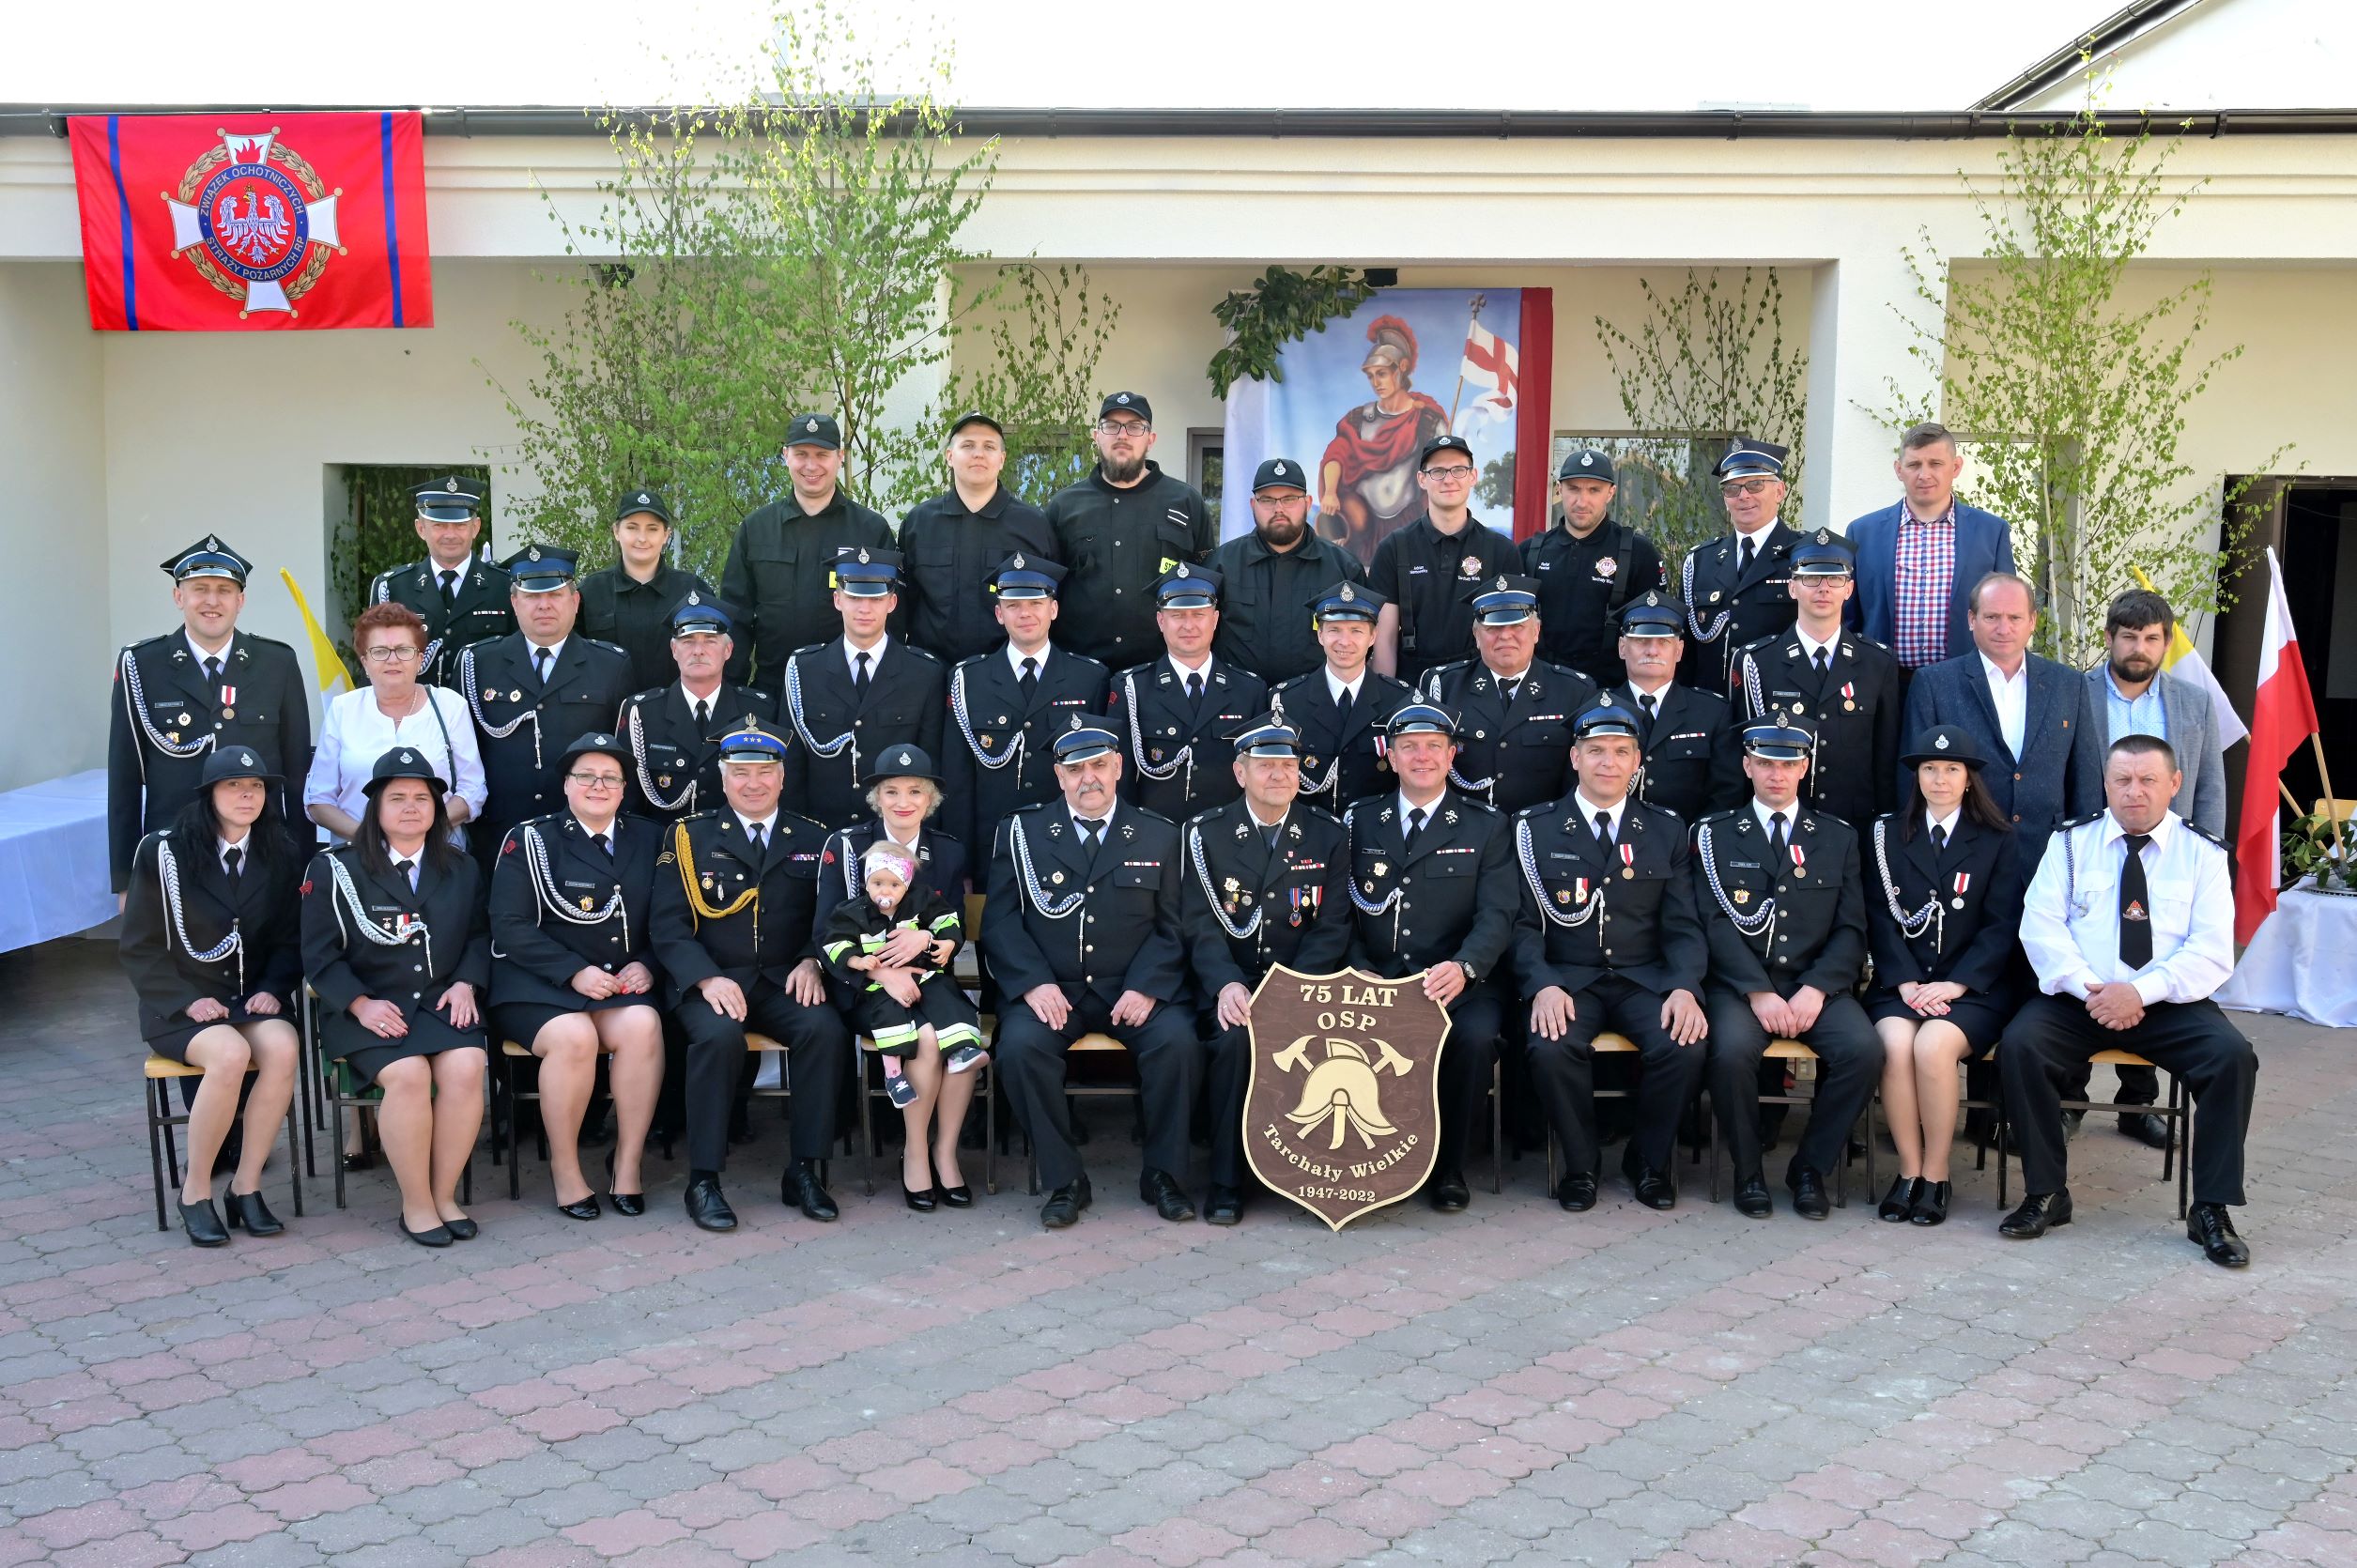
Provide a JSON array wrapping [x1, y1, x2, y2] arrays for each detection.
[[980, 816, 1057, 999], [300, 851, 366, 1016], [106, 657, 145, 891], [1454, 811, 1518, 983], [1122, 817, 1192, 1003], [487, 827, 591, 992], [119, 834, 208, 1022], [1695, 823, 1776, 996], [1797, 827, 1870, 997], [648, 820, 721, 995]]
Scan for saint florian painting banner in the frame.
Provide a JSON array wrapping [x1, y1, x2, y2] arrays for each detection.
[[1220, 288, 1553, 561]]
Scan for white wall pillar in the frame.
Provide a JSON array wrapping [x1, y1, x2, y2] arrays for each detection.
[[1803, 251, 1937, 533]]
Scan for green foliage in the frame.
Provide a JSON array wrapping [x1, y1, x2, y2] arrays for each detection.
[[938, 262, 1123, 508], [1593, 269, 1809, 570], [1208, 266, 1382, 400], [1880, 105, 2283, 666], [2281, 809, 2353, 892], [1477, 453, 1516, 512], [328, 464, 492, 645]]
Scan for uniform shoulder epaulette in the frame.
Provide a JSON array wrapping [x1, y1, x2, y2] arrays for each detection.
[[239, 633, 299, 654], [1296, 802, 1346, 832], [584, 638, 629, 659], [675, 807, 723, 829], [1627, 797, 1684, 826], [900, 643, 945, 666], [1128, 804, 1179, 832], [452, 633, 505, 662], [2058, 810, 2106, 832], [774, 806, 828, 838], [789, 640, 834, 659], [127, 630, 174, 653], [1455, 796, 1501, 816], [2181, 820, 2229, 853], [1695, 807, 1739, 826], [1426, 656, 1476, 681]]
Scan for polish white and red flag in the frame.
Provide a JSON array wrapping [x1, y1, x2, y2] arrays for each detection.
[[2233, 546, 2320, 944], [1459, 322, 1518, 425]]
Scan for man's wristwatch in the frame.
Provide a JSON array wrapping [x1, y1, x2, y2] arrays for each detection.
[[1456, 961, 1478, 986]]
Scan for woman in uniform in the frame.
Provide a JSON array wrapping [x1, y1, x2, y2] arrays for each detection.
[[489, 732, 665, 1220], [1865, 725, 2022, 1225], [301, 749, 491, 1246], [118, 747, 304, 1246], [812, 744, 978, 1207]]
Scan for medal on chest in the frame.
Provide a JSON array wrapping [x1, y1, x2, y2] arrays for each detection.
[[1952, 870, 1970, 910], [1620, 843, 1637, 880], [1790, 844, 1807, 879], [1841, 681, 1856, 713]]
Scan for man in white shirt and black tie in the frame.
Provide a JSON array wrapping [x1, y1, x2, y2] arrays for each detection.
[[1997, 734, 2258, 1267]]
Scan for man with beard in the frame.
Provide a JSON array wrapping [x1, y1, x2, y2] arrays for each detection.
[[1208, 456, 1366, 684], [1317, 315, 1450, 561], [1045, 392, 1218, 669]]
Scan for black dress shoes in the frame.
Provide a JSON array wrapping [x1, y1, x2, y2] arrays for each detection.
[[1556, 1173, 1598, 1213], [604, 1154, 645, 1217], [1629, 1167, 1677, 1211], [1205, 1186, 1243, 1225], [1040, 1175, 1093, 1228], [2120, 1113, 2174, 1151], [1428, 1170, 1471, 1213], [1999, 1190, 2072, 1238], [1908, 1181, 1951, 1226], [1733, 1176, 1773, 1219], [1141, 1169, 1197, 1222], [938, 1184, 974, 1208], [442, 1216, 479, 1240], [784, 1161, 839, 1221], [686, 1177, 737, 1232], [224, 1189, 285, 1237], [179, 1197, 230, 1247], [1879, 1176, 1922, 1222], [903, 1181, 938, 1213], [1789, 1168, 1831, 1221], [398, 1218, 454, 1248], [556, 1194, 602, 1221], [2187, 1203, 2250, 1268], [342, 1149, 377, 1173]]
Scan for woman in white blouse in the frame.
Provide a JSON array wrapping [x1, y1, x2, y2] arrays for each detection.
[[306, 603, 486, 846], [304, 601, 486, 1167]]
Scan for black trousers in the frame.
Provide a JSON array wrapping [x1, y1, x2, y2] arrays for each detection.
[[1434, 991, 1504, 1180], [2063, 1059, 2160, 1110], [1999, 995, 2256, 1206], [675, 979, 848, 1171], [995, 992, 1200, 1193], [1704, 987, 1879, 1185], [1204, 1022, 1253, 1190], [1525, 976, 1704, 1179]]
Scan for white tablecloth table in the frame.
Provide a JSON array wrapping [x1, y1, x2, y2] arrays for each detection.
[[2217, 884, 2357, 1029], [0, 770, 115, 953]]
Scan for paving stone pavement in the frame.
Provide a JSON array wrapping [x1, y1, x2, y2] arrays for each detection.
[[4, 935, 2355, 1567]]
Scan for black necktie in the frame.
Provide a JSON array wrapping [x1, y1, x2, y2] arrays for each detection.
[[854, 651, 872, 699], [1930, 823, 1949, 854], [223, 845, 242, 880], [1334, 683, 1354, 728], [593, 831, 612, 858], [746, 822, 765, 863], [2119, 834, 2154, 970], [439, 568, 458, 607], [1501, 677, 1521, 707], [534, 647, 552, 686], [1404, 806, 1428, 853], [1079, 817, 1106, 856], [393, 856, 417, 891], [1768, 810, 1789, 860], [1594, 810, 1614, 850], [203, 656, 223, 685], [1739, 535, 1756, 575], [1019, 656, 1039, 701], [1638, 691, 1658, 722], [691, 698, 709, 731], [1185, 671, 1205, 708], [1812, 645, 1830, 677]]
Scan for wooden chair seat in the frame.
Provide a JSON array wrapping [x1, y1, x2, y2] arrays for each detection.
[[1707, 1038, 1856, 1207], [142, 1051, 303, 1232]]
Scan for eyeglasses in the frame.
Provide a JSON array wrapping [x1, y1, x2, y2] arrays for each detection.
[[566, 772, 625, 790], [1421, 465, 1476, 481], [1719, 479, 1778, 499], [362, 647, 422, 665], [1096, 421, 1150, 437]]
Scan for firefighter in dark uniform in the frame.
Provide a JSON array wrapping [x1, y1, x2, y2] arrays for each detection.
[[1108, 565, 1268, 822], [1513, 696, 1709, 1212], [1677, 438, 1801, 697], [369, 476, 514, 689], [1342, 702, 1517, 1212], [615, 593, 776, 822], [1614, 592, 1747, 823], [1207, 456, 1367, 685], [943, 555, 1111, 860], [1179, 715, 1354, 1225], [899, 410, 1059, 666], [578, 488, 718, 694], [1417, 575, 1597, 815], [1043, 392, 1220, 669], [775, 548, 946, 831], [1691, 715, 1880, 1221], [719, 412, 898, 684], [110, 536, 312, 894], [456, 546, 637, 870], [1520, 449, 1669, 686], [1272, 582, 1413, 817], [1731, 529, 1903, 833], [1367, 435, 1523, 690], [648, 719, 846, 1229], [983, 720, 1201, 1229]]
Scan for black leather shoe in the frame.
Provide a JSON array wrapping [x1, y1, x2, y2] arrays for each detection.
[[1630, 1168, 1676, 1211], [2187, 1203, 2250, 1268], [179, 1197, 230, 1247], [2119, 1113, 2174, 1151], [1040, 1176, 1092, 1229], [686, 1177, 737, 1232], [1909, 1180, 1951, 1226], [341, 1149, 377, 1173], [604, 1153, 645, 1217], [2060, 1110, 2085, 1139], [1140, 1169, 1196, 1222], [556, 1194, 601, 1221], [1999, 1190, 2072, 1238], [903, 1181, 938, 1213], [224, 1189, 284, 1237], [785, 1161, 839, 1222], [938, 1184, 974, 1208], [398, 1217, 454, 1248], [1205, 1186, 1243, 1225], [1733, 1176, 1773, 1219], [442, 1216, 479, 1240], [1555, 1173, 1598, 1212], [1429, 1170, 1471, 1213], [1789, 1168, 1831, 1221], [1878, 1176, 1921, 1222]]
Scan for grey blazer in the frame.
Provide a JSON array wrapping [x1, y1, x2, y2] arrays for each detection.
[[2084, 664, 2227, 838]]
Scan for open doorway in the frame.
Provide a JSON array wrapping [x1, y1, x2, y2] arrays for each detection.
[[325, 463, 495, 660]]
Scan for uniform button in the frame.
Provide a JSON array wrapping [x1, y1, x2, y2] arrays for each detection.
[[2012, 814, 2022, 822]]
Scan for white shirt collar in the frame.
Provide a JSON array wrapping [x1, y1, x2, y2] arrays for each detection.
[[679, 674, 725, 706], [1005, 640, 1050, 680], [1246, 802, 1289, 832], [1795, 626, 1840, 662], [1926, 807, 1961, 839], [528, 636, 567, 667], [2101, 809, 2178, 851], [1326, 666, 1365, 702], [1751, 797, 1797, 838], [185, 630, 233, 667], [1397, 789, 1445, 823], [844, 633, 890, 675], [736, 810, 778, 838], [215, 833, 249, 864], [1167, 651, 1213, 681], [1626, 675, 1672, 701], [1980, 652, 2026, 686], [1070, 801, 1117, 836], [570, 811, 615, 840], [1573, 791, 1627, 836]]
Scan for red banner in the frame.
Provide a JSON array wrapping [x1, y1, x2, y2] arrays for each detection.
[[69, 112, 433, 331]]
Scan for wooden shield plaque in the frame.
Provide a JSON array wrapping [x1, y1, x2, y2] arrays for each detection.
[[1243, 965, 1451, 1230]]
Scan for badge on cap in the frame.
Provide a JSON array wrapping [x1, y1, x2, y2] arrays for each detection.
[[1116, 392, 1131, 405], [528, 546, 542, 561], [805, 417, 819, 432], [1010, 552, 1025, 570], [239, 751, 254, 765], [1340, 584, 1355, 601], [1494, 575, 1508, 591], [400, 751, 414, 763], [857, 547, 870, 563], [1580, 453, 1594, 468], [1644, 591, 1661, 606], [1935, 734, 1950, 750], [638, 493, 651, 505], [444, 479, 461, 494], [1273, 461, 1288, 476], [686, 591, 701, 605]]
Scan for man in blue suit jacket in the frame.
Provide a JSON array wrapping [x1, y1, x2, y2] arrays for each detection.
[[1900, 573, 2103, 882], [1843, 423, 2017, 670]]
